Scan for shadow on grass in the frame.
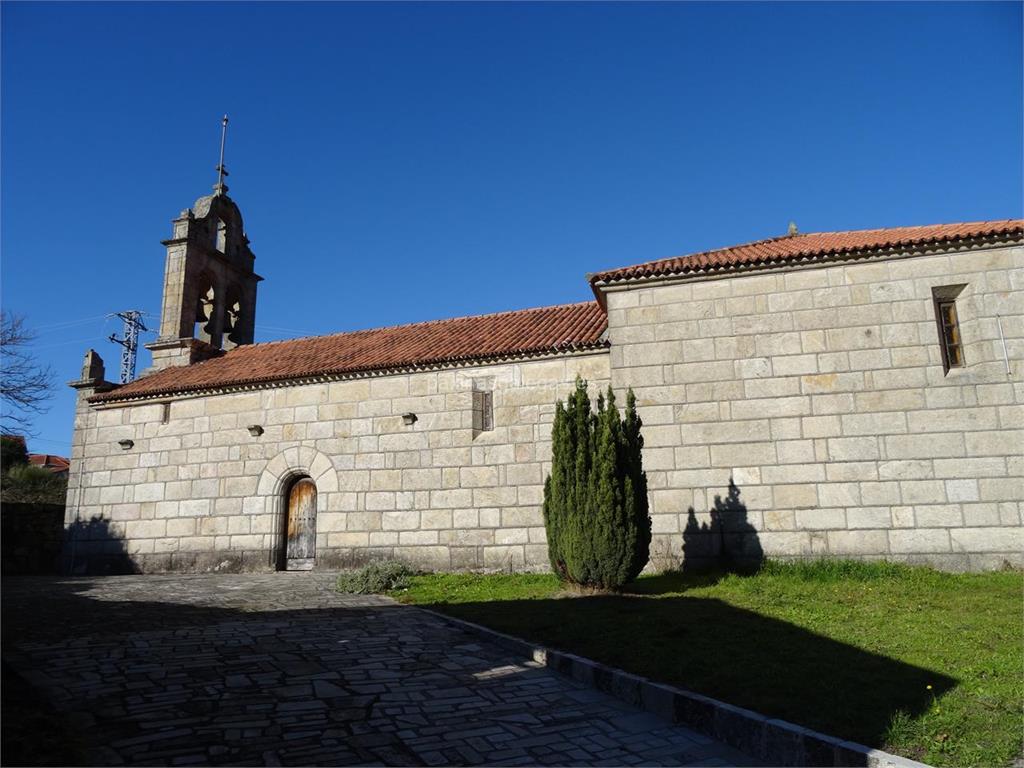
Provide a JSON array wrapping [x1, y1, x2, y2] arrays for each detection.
[[430, 594, 956, 752], [625, 569, 725, 594]]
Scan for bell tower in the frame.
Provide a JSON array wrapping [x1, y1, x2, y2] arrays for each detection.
[[145, 116, 262, 372]]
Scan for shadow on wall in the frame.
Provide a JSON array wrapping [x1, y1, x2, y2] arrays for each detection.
[[62, 516, 137, 576], [682, 480, 764, 574]]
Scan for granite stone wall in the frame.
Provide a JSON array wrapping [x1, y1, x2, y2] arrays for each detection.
[[65, 353, 610, 573], [66, 242, 1023, 574], [603, 244, 1024, 571]]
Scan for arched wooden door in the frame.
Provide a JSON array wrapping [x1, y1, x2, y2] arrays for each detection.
[[285, 477, 317, 570]]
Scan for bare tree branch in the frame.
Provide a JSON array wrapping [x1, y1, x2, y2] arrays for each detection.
[[1, 311, 55, 433]]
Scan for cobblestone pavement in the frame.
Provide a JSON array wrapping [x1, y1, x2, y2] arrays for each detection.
[[2, 573, 753, 766]]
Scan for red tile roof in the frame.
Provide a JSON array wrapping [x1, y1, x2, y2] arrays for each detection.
[[91, 302, 607, 402], [590, 220, 1023, 286], [28, 454, 70, 472]]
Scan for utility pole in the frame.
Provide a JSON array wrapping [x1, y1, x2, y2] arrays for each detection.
[[108, 311, 148, 383]]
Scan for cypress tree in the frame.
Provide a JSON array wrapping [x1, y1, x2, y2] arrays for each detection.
[[622, 388, 651, 582], [570, 380, 593, 582], [542, 378, 650, 590], [543, 400, 568, 579]]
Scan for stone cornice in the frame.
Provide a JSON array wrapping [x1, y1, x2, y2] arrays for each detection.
[[69, 377, 116, 392], [157, 240, 264, 281]]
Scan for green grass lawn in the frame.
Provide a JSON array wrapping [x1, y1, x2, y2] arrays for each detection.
[[392, 561, 1023, 768]]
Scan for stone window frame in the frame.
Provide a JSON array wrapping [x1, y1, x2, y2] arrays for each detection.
[[471, 378, 494, 434], [932, 284, 967, 374]]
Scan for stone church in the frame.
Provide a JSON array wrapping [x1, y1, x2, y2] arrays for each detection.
[[64, 171, 1023, 573]]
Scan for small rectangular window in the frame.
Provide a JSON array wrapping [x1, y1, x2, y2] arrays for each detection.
[[936, 301, 963, 369], [472, 389, 493, 432], [161, 402, 172, 424], [932, 284, 967, 374], [481, 391, 493, 431]]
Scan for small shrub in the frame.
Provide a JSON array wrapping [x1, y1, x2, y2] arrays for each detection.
[[335, 560, 414, 594]]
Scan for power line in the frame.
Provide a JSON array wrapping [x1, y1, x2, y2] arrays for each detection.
[[33, 315, 110, 332], [257, 325, 318, 335], [29, 437, 72, 447], [33, 336, 106, 350]]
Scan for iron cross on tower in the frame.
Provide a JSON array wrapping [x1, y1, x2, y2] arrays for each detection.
[[214, 114, 229, 195]]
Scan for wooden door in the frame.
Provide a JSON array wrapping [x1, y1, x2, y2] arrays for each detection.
[[285, 478, 317, 570]]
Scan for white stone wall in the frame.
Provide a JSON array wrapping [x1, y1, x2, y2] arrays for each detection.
[[604, 244, 1024, 571], [65, 352, 610, 573]]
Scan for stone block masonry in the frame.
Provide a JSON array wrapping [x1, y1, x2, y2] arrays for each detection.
[[65, 352, 610, 573], [605, 245, 1024, 571], [64, 218, 1024, 574]]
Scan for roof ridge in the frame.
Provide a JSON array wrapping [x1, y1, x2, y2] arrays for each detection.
[[244, 300, 601, 351], [787, 219, 1022, 237], [590, 218, 1023, 284], [592, 233, 791, 281]]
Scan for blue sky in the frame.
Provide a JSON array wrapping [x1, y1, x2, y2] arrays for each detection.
[[2, 1, 1021, 454]]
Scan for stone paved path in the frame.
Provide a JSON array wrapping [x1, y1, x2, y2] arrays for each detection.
[[2, 573, 753, 766]]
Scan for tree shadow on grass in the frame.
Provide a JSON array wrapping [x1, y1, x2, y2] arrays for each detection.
[[626, 569, 721, 595], [431, 594, 956, 754]]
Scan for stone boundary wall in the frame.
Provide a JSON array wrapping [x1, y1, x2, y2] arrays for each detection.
[[2, 502, 65, 574], [65, 352, 609, 573], [604, 244, 1024, 571]]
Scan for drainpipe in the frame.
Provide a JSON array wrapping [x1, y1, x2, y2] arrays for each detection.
[[996, 314, 1011, 377]]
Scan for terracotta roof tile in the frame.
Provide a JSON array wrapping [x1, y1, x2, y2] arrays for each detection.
[[590, 220, 1023, 286], [92, 302, 607, 402], [28, 454, 70, 472]]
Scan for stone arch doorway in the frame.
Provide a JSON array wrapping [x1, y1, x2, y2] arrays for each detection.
[[255, 446, 338, 572], [281, 476, 317, 571]]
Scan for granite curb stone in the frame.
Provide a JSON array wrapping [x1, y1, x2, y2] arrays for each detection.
[[417, 607, 934, 768]]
